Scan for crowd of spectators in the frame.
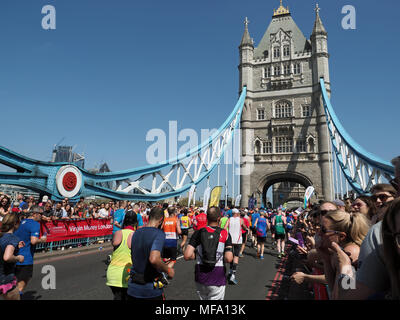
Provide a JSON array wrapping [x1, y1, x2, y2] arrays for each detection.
[[288, 167, 400, 300]]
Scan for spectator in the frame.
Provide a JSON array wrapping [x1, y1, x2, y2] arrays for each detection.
[[98, 203, 109, 219], [382, 198, 400, 299], [106, 210, 138, 300], [113, 201, 126, 235], [41, 201, 54, 222], [53, 202, 67, 220], [14, 206, 47, 298], [0, 196, 11, 221], [351, 196, 377, 221], [370, 184, 397, 224], [127, 206, 174, 300], [0, 212, 25, 300], [184, 206, 233, 300], [317, 210, 370, 299], [64, 204, 74, 219], [39, 195, 48, 207]]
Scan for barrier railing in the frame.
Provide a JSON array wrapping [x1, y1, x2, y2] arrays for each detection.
[[36, 218, 113, 253]]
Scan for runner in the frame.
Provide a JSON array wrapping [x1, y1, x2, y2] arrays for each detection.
[[272, 209, 287, 258], [227, 208, 248, 285], [106, 210, 138, 300], [161, 206, 181, 269], [127, 206, 174, 300], [0, 213, 25, 300], [179, 208, 191, 253], [239, 210, 251, 257], [254, 211, 270, 259], [193, 209, 207, 231], [184, 206, 233, 300], [13, 206, 47, 298], [250, 209, 260, 248]]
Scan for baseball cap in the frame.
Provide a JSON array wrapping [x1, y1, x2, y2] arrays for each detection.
[[333, 199, 345, 207], [42, 195, 49, 203], [232, 208, 240, 214]]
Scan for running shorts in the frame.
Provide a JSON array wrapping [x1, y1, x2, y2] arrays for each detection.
[[15, 265, 34, 283]]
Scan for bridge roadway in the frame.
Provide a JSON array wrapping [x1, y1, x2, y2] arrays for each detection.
[[25, 234, 310, 300]]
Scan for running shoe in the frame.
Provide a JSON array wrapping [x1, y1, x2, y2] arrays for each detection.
[[281, 252, 286, 257], [229, 277, 238, 285], [278, 253, 282, 259], [260, 255, 264, 260]]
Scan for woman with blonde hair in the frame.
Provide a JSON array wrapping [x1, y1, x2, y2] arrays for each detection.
[[0, 213, 25, 300], [316, 210, 371, 299], [382, 198, 400, 299]]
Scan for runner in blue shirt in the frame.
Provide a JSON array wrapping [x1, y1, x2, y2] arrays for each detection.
[[254, 211, 270, 259], [251, 210, 260, 248], [13, 206, 47, 298]]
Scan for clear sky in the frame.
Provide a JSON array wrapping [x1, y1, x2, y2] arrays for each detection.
[[1, 0, 399, 202]]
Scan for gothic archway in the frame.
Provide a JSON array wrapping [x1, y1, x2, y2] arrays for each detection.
[[257, 171, 313, 208]]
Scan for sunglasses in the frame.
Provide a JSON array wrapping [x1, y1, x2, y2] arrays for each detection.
[[318, 209, 335, 216], [320, 225, 341, 235], [371, 194, 392, 202]]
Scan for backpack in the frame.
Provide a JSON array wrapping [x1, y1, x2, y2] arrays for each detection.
[[199, 227, 222, 269]]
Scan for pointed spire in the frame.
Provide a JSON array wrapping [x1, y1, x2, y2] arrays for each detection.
[[240, 17, 254, 47], [312, 3, 327, 35]]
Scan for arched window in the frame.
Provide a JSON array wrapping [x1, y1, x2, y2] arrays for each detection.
[[273, 47, 280, 58], [255, 140, 261, 154], [308, 137, 315, 153], [283, 45, 290, 57], [275, 100, 292, 118]]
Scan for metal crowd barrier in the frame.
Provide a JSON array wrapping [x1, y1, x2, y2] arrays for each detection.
[[35, 234, 113, 253]]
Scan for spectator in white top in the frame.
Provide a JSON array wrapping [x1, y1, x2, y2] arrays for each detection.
[[98, 203, 109, 219]]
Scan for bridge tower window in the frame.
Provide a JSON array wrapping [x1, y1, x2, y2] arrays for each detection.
[[275, 101, 292, 118], [275, 137, 293, 153], [283, 45, 290, 57], [262, 141, 273, 154]]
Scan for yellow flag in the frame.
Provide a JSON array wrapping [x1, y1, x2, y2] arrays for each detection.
[[209, 186, 223, 207]]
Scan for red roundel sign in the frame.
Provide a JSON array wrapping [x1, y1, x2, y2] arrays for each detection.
[[56, 165, 82, 198], [63, 172, 78, 191]]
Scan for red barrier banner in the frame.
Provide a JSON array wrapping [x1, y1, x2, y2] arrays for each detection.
[[40, 218, 113, 242]]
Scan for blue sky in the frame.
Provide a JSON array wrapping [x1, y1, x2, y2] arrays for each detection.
[[1, 0, 399, 202]]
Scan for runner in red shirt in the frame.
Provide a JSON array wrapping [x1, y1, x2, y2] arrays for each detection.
[[239, 210, 251, 257], [192, 210, 207, 231]]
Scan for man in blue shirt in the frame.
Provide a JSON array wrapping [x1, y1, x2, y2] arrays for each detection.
[[113, 201, 126, 234], [133, 204, 144, 228], [127, 206, 174, 300], [250, 209, 260, 247], [14, 206, 47, 298]]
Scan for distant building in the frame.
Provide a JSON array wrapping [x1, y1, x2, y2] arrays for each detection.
[[51, 145, 85, 168]]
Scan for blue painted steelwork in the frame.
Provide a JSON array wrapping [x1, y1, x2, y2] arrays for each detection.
[[320, 78, 394, 194], [0, 88, 247, 201]]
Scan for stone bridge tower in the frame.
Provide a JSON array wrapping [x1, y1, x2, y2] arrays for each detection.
[[239, 2, 332, 207]]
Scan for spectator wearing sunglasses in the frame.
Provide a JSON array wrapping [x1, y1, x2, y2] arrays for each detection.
[[351, 196, 377, 221], [370, 184, 397, 224], [382, 198, 400, 299], [316, 210, 370, 299]]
